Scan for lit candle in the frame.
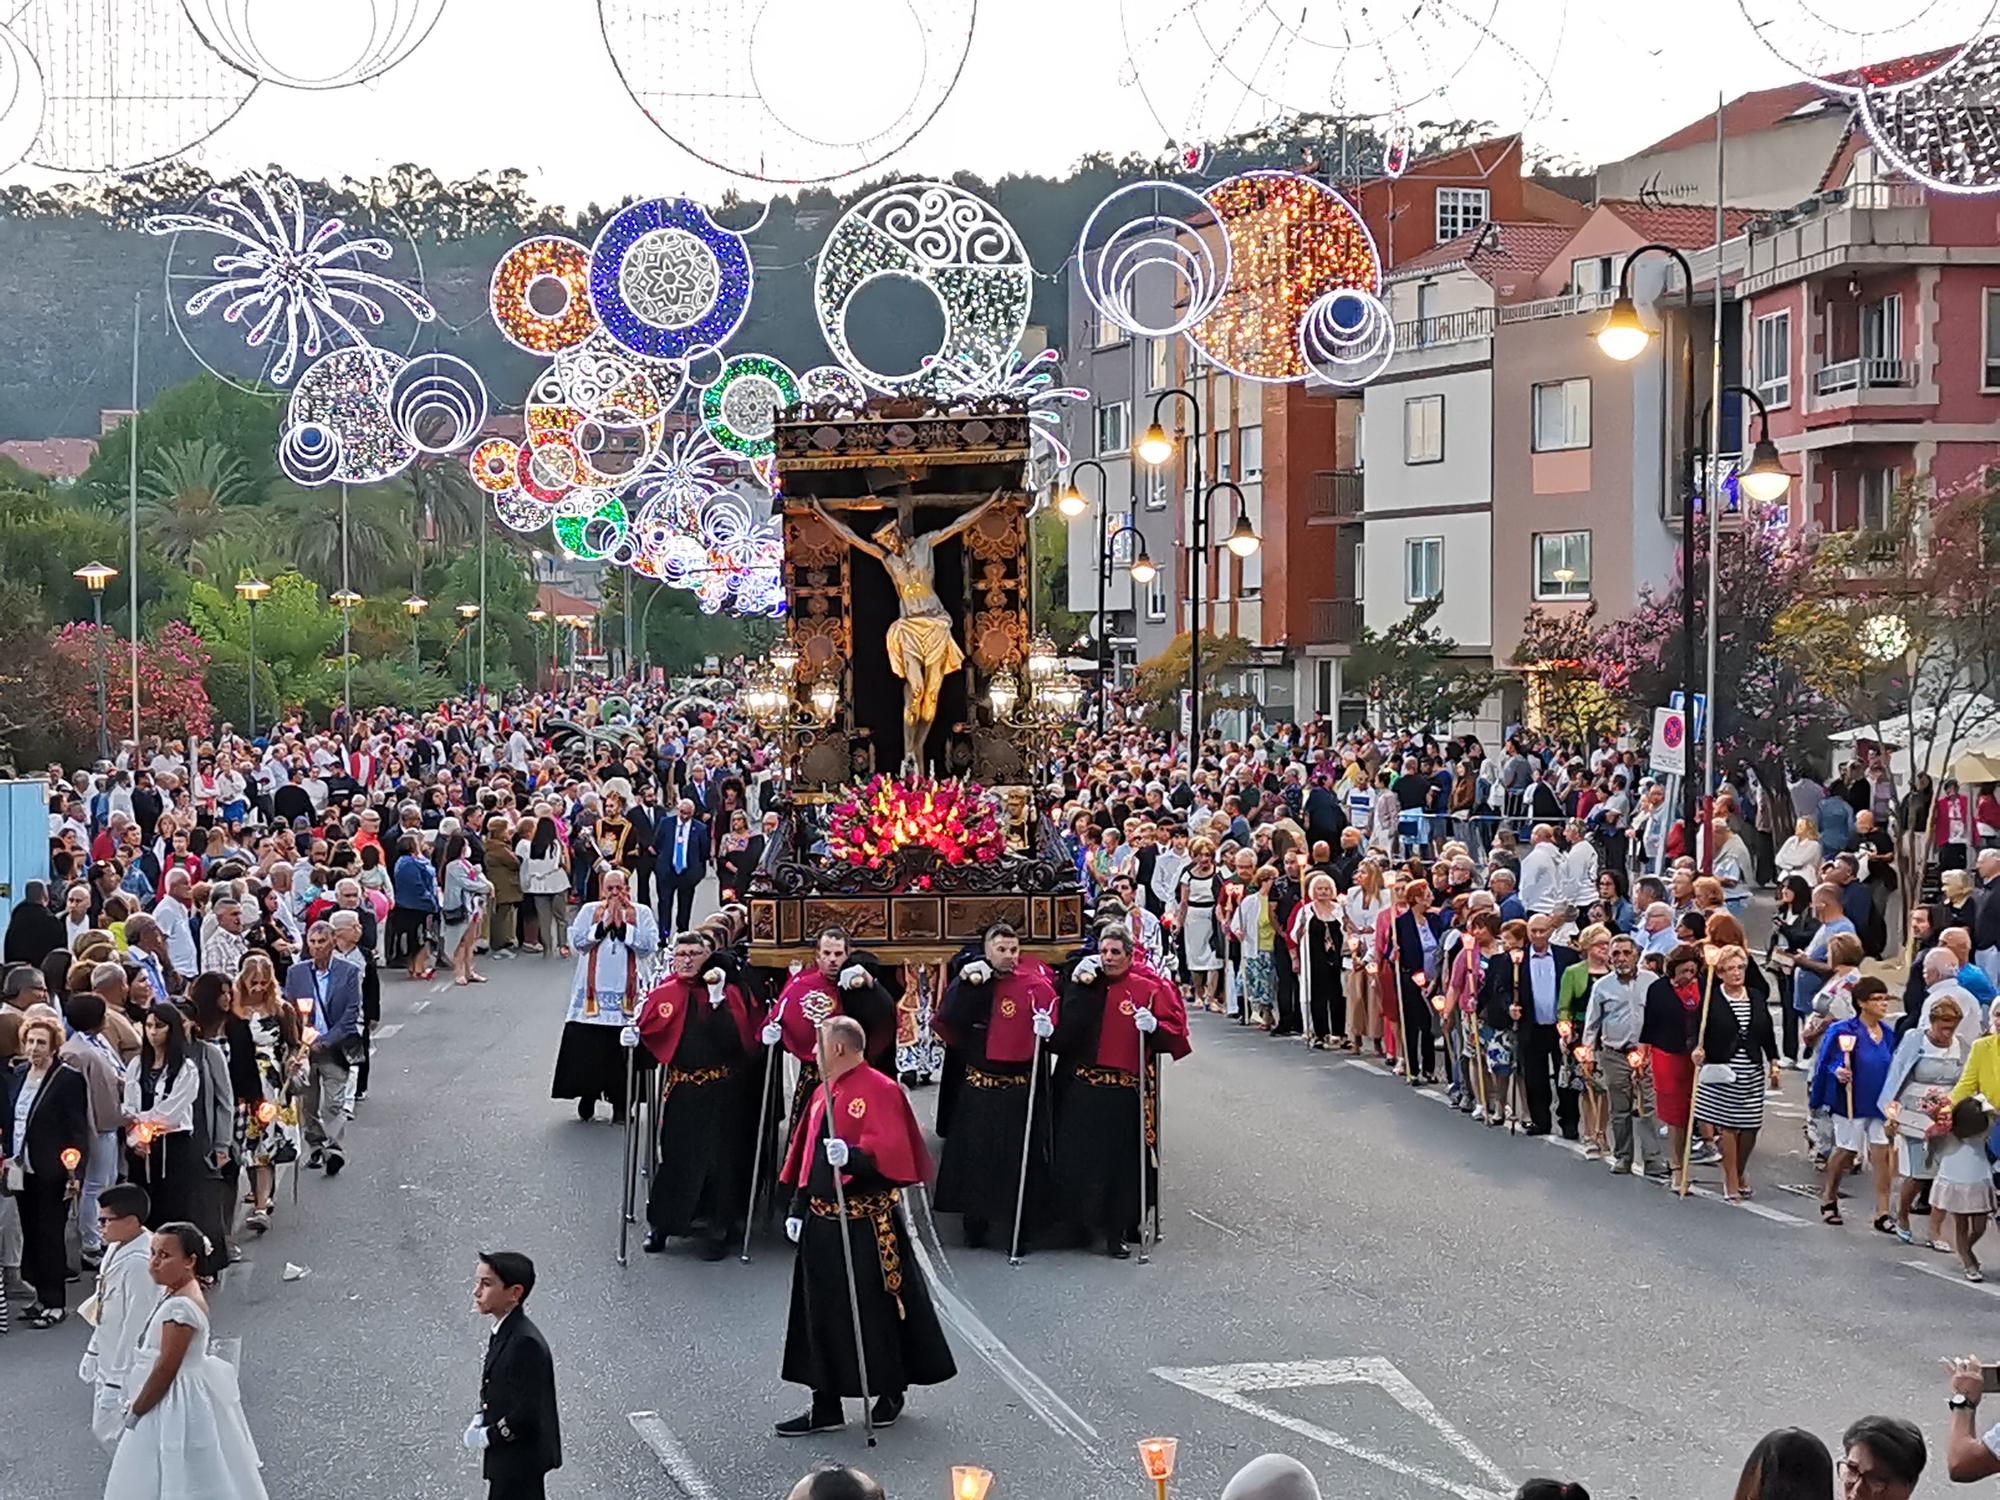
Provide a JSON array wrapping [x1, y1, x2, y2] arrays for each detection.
[[60, 1147, 82, 1173], [1138, 1437, 1179, 1500], [951, 1466, 994, 1500]]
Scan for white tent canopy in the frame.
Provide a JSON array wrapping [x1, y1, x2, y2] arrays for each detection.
[[1829, 691, 2000, 779]]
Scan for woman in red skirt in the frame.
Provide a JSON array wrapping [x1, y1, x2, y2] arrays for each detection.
[[1643, 944, 1707, 1191]]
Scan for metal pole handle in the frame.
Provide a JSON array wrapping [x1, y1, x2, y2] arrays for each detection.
[[1007, 1032, 1043, 1266], [740, 1042, 779, 1262]]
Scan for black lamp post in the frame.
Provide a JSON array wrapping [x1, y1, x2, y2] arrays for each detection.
[[1057, 458, 1114, 730], [74, 561, 117, 763], [1136, 389, 1202, 749], [235, 576, 271, 739]]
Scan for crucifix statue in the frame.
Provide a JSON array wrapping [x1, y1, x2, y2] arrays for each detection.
[[810, 493, 1004, 775]]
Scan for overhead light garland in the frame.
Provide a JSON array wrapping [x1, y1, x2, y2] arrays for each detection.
[[700, 352, 800, 458], [183, 0, 449, 89], [589, 197, 753, 363]]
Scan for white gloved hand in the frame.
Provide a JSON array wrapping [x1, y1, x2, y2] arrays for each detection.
[[959, 960, 993, 986], [839, 964, 870, 991], [1133, 1007, 1159, 1034], [760, 1021, 783, 1047], [462, 1420, 489, 1451], [823, 1137, 850, 1168], [1072, 956, 1102, 985], [785, 1216, 803, 1243], [707, 980, 726, 1009], [1031, 1009, 1055, 1039], [702, 967, 726, 985], [618, 1025, 639, 1048]]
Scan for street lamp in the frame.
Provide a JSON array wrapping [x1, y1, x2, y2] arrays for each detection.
[[1127, 544, 1158, 586], [1059, 459, 1118, 729], [769, 631, 803, 680], [1026, 629, 1059, 684], [331, 588, 361, 719], [1135, 421, 1175, 466], [74, 561, 117, 762], [457, 602, 481, 694], [235, 576, 270, 739], [1594, 240, 1700, 848], [1135, 389, 1205, 747], [1055, 479, 1088, 520], [527, 607, 550, 690], [403, 593, 429, 682]]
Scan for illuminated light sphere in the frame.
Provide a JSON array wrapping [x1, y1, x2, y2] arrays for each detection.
[[493, 490, 555, 533], [589, 197, 752, 362], [813, 180, 1032, 397], [277, 419, 343, 488], [1299, 288, 1396, 388], [525, 364, 665, 488], [490, 236, 597, 355], [389, 353, 488, 454], [1733, 0, 1996, 94], [1077, 179, 1232, 339], [1187, 169, 1383, 384], [468, 437, 520, 494], [1858, 612, 1911, 662], [517, 438, 578, 504], [285, 346, 415, 484], [182, 1, 447, 89], [0, 22, 45, 174], [597, 0, 977, 185], [700, 353, 801, 458], [8, 0, 257, 173], [798, 364, 868, 406], [551, 489, 629, 561], [1856, 34, 2000, 195]]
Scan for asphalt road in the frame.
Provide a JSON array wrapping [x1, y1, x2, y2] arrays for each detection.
[[13, 897, 1992, 1500]]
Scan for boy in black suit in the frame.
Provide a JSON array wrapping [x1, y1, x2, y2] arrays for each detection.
[[468, 1250, 562, 1500]]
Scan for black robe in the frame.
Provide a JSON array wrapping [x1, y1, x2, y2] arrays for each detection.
[[930, 973, 1052, 1236], [1048, 979, 1156, 1237], [645, 997, 757, 1241]]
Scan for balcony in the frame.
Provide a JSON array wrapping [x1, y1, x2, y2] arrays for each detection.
[[1391, 307, 1495, 352], [1307, 468, 1364, 521], [1741, 182, 1929, 295], [1812, 358, 1913, 396], [1307, 597, 1362, 644]]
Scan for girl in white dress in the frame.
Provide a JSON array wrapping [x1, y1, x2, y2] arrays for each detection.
[[104, 1221, 267, 1500]]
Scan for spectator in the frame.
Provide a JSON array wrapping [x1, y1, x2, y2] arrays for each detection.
[[1221, 1454, 1325, 1500], [1840, 1416, 1925, 1500], [1732, 1428, 1835, 1500]]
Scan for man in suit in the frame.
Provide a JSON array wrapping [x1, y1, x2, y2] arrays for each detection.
[[468, 1249, 562, 1500], [283, 919, 363, 1176], [4, 879, 64, 966], [1480, 914, 1578, 1137], [629, 785, 661, 915], [654, 797, 710, 938]]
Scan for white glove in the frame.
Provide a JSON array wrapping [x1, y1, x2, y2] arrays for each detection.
[[823, 1137, 850, 1168], [959, 960, 993, 986], [462, 1419, 490, 1451], [1031, 1009, 1055, 1039], [761, 1021, 783, 1046], [618, 1025, 639, 1048], [1072, 956, 1102, 985], [707, 980, 726, 1009], [1133, 1007, 1159, 1034], [839, 964, 870, 991], [785, 1216, 803, 1243], [702, 967, 726, 985]]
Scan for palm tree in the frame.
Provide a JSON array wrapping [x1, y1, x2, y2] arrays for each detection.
[[140, 440, 246, 569], [405, 456, 485, 554], [265, 478, 417, 597]]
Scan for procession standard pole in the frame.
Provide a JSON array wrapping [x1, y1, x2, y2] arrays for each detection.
[[814, 1024, 876, 1446], [1006, 1027, 1045, 1266], [618, 1040, 639, 1265], [1678, 965, 1718, 1196], [740, 1036, 780, 1262]]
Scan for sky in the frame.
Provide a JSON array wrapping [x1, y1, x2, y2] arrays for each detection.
[[1, 0, 1991, 208]]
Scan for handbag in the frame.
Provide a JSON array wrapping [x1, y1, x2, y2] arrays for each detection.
[[441, 904, 467, 925], [1697, 1062, 1737, 1085]]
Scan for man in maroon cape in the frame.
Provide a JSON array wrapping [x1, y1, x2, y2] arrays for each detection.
[[767, 928, 897, 1148], [629, 930, 765, 1260], [1049, 927, 1191, 1257], [774, 1016, 956, 1436], [932, 923, 1060, 1251]]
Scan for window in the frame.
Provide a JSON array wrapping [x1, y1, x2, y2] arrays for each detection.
[[1403, 394, 1443, 464], [1570, 254, 1616, 297], [1352, 540, 1365, 600], [1109, 515, 1138, 565], [1144, 566, 1169, 621], [1142, 465, 1167, 510], [1861, 294, 1902, 363], [1985, 290, 2000, 389], [1435, 187, 1490, 243], [1213, 545, 1232, 601], [1094, 309, 1126, 348], [1240, 425, 1263, 479], [1148, 336, 1172, 391], [1533, 531, 1592, 600], [1531, 378, 1591, 452], [1754, 310, 1792, 407], [1214, 429, 1232, 481], [1859, 467, 1896, 532], [1095, 401, 1129, 457], [1314, 658, 1335, 717], [1404, 536, 1443, 602]]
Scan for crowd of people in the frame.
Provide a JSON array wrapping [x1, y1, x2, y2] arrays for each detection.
[[5, 676, 2000, 1495]]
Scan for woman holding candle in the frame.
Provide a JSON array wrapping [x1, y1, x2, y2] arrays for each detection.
[[122, 1001, 202, 1230], [1557, 924, 1614, 1157], [1389, 879, 1448, 1084], [229, 954, 300, 1235], [1289, 872, 1345, 1048], [1811, 976, 1897, 1228], [1341, 859, 1389, 1055], [1880, 994, 1970, 1248], [0, 1012, 91, 1327]]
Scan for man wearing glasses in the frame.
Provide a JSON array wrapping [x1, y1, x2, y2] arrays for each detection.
[[77, 1183, 155, 1450]]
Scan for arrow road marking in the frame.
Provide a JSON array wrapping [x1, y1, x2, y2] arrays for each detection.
[[628, 1412, 720, 1500]]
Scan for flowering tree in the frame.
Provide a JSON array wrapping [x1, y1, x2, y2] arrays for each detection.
[[1348, 597, 1495, 735], [48, 620, 211, 755], [1512, 605, 1619, 747]]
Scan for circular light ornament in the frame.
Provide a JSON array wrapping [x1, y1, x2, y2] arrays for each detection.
[[1858, 611, 1912, 662], [517, 439, 577, 504], [285, 347, 415, 484], [551, 490, 629, 561], [1855, 34, 2000, 195], [389, 353, 488, 454], [1076, 179, 1231, 339], [700, 353, 800, 457], [468, 438, 520, 494], [277, 420, 343, 488], [798, 364, 868, 406], [814, 180, 1032, 397], [589, 198, 752, 362], [181, 0, 448, 88], [1187, 170, 1383, 384], [525, 364, 665, 488], [596, 0, 978, 185], [1299, 288, 1396, 388], [1734, 0, 1997, 93], [493, 490, 556, 534], [490, 236, 596, 355], [0, 21, 45, 173]]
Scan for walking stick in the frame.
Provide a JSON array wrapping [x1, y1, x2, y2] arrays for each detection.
[[618, 1039, 639, 1266], [1152, 1058, 1166, 1246], [1006, 1024, 1046, 1267], [1136, 1046, 1151, 1265], [1678, 965, 1718, 1198], [814, 1025, 876, 1446], [740, 1032, 780, 1262], [1508, 951, 1524, 1136]]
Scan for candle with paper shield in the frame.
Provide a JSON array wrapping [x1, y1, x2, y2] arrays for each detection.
[[1138, 1437, 1178, 1500], [951, 1466, 994, 1500]]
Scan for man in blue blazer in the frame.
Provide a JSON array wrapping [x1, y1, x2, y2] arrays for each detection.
[[284, 919, 364, 1176], [1478, 913, 1579, 1137], [653, 797, 711, 938]]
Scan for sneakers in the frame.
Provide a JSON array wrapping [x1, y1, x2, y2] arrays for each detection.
[[775, 1407, 845, 1437], [1608, 1159, 1632, 1175], [245, 1210, 270, 1235], [324, 1151, 346, 1178], [1689, 1141, 1722, 1166], [306, 1150, 325, 1170]]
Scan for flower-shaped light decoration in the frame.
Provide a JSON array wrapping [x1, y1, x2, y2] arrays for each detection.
[[826, 774, 1005, 872]]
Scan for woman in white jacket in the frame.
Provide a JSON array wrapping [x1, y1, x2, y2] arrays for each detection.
[[1230, 865, 1279, 1028]]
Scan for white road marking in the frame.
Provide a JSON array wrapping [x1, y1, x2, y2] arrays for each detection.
[[410, 999, 430, 1013], [371, 1024, 403, 1041], [627, 1412, 720, 1500], [1154, 1358, 1512, 1500], [1643, 1174, 1805, 1224], [429, 980, 451, 994], [1905, 1258, 2000, 1298], [1188, 1208, 1244, 1238]]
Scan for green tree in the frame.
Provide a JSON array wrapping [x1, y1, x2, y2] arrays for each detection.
[[187, 571, 347, 721], [1029, 507, 1088, 651], [82, 375, 281, 506], [1348, 597, 1496, 733], [1511, 605, 1619, 747], [139, 440, 249, 568], [265, 478, 417, 596], [1132, 631, 1258, 733]]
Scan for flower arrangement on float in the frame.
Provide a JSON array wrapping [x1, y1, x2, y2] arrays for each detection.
[[827, 774, 1004, 872]]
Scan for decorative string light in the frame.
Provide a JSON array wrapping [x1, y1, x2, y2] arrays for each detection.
[[813, 180, 1032, 397], [277, 420, 343, 488], [551, 489, 630, 561], [183, 1, 448, 89], [490, 236, 597, 355], [0, 22, 44, 174], [1077, 179, 1231, 339], [588, 197, 752, 363], [798, 364, 867, 406], [388, 353, 488, 454], [1734, 0, 1995, 92], [1856, 34, 2000, 195], [1299, 288, 1396, 387], [469, 438, 520, 494], [284, 346, 415, 485], [700, 352, 800, 457]]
